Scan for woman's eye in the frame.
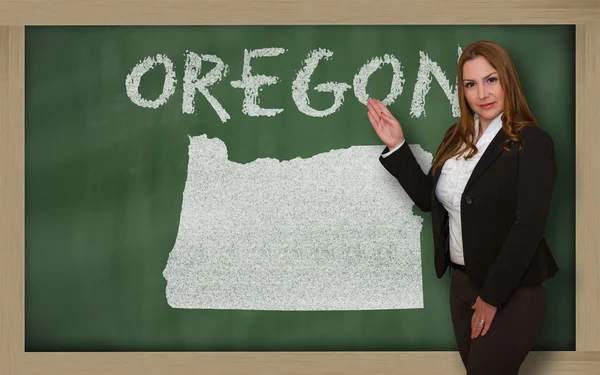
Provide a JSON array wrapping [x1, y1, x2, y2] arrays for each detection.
[[465, 82, 474, 88], [488, 77, 498, 83]]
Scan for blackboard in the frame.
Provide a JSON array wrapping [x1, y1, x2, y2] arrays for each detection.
[[25, 24, 575, 351]]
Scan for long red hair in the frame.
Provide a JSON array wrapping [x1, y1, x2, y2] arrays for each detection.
[[430, 40, 539, 176]]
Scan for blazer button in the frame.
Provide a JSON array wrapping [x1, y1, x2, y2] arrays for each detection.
[[465, 196, 473, 205]]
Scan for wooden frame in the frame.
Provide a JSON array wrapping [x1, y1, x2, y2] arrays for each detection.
[[1, 1, 598, 374]]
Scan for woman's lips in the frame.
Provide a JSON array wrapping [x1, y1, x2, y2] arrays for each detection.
[[480, 102, 495, 109]]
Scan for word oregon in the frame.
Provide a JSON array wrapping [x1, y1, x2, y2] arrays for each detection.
[[125, 47, 463, 122]]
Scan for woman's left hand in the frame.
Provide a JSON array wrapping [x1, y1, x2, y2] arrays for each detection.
[[471, 296, 498, 339]]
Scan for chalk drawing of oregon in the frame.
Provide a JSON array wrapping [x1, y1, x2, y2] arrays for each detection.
[[161, 135, 433, 311], [126, 45, 464, 311]]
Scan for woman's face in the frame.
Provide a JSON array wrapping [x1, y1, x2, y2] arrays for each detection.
[[462, 56, 505, 126]]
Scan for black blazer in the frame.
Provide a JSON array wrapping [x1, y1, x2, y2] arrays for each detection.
[[379, 123, 559, 310]]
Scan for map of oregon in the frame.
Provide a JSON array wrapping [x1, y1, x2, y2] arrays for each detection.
[[162, 134, 433, 310]]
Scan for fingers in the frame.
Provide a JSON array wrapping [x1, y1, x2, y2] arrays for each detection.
[[471, 311, 495, 339], [370, 98, 394, 119], [370, 99, 398, 125], [471, 316, 485, 339], [367, 100, 389, 135], [367, 98, 399, 131], [481, 312, 495, 336], [367, 99, 385, 122], [481, 317, 493, 336], [473, 315, 495, 338], [380, 111, 398, 127], [470, 299, 478, 337], [367, 100, 380, 123], [367, 111, 382, 132], [471, 313, 483, 339]]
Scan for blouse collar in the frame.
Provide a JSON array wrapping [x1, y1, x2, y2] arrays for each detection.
[[474, 111, 504, 143]]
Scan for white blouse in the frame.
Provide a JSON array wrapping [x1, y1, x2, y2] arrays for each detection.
[[435, 112, 503, 265], [382, 112, 504, 266]]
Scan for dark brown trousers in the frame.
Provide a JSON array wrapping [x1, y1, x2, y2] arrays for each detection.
[[449, 264, 546, 374]]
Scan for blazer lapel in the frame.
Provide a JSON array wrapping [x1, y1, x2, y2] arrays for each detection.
[[463, 128, 509, 192], [432, 161, 442, 194], [430, 127, 509, 201]]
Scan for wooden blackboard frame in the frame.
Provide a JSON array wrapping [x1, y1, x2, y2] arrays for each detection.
[[1, 1, 598, 374]]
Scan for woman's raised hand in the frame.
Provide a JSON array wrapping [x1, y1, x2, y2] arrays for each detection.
[[367, 98, 405, 150]]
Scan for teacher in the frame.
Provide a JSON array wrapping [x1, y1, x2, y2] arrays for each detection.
[[367, 40, 559, 374]]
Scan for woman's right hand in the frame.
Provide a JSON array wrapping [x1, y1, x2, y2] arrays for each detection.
[[367, 98, 405, 150]]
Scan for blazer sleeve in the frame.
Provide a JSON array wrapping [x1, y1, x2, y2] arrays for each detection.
[[479, 125, 558, 308], [379, 140, 434, 213]]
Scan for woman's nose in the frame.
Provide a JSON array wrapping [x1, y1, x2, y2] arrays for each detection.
[[478, 86, 488, 99]]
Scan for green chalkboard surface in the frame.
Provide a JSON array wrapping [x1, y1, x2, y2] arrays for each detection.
[[25, 25, 575, 351]]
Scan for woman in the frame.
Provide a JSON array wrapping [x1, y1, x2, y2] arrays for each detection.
[[367, 40, 559, 374]]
